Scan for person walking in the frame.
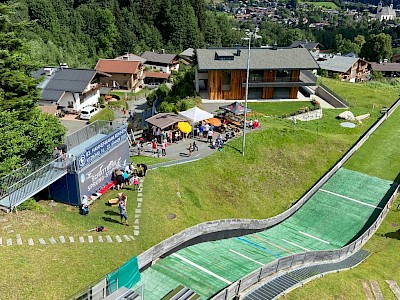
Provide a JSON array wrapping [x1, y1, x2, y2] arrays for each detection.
[[207, 130, 213, 144], [192, 141, 198, 151], [188, 143, 193, 157], [161, 139, 167, 156], [118, 194, 129, 226], [133, 175, 140, 191], [203, 123, 210, 138], [152, 139, 158, 157]]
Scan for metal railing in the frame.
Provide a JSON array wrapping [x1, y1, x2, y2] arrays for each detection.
[[65, 120, 124, 151], [137, 98, 400, 270], [211, 185, 398, 299], [74, 98, 400, 300], [5, 156, 75, 210]]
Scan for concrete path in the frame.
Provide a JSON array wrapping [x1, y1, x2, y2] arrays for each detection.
[[0, 234, 135, 247]]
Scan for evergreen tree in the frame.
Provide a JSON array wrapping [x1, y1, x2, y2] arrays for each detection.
[[0, 3, 65, 175]]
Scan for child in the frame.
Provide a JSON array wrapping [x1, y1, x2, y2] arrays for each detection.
[[188, 144, 193, 157], [133, 175, 139, 191], [192, 141, 198, 151]]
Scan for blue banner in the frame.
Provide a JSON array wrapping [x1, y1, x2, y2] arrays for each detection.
[[77, 126, 127, 170]]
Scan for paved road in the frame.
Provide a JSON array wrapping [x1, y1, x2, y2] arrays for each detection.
[[61, 119, 87, 135]]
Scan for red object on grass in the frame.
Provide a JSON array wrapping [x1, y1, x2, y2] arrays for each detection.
[[98, 181, 116, 194]]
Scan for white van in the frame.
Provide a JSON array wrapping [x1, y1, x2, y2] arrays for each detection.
[[80, 106, 99, 120]]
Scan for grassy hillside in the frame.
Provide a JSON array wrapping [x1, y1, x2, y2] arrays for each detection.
[[1, 79, 400, 299]]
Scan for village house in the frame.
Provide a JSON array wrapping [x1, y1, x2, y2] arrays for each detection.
[[33, 66, 100, 113], [95, 59, 144, 91], [315, 54, 369, 82], [195, 47, 319, 100], [369, 62, 400, 78], [290, 41, 322, 53], [140, 51, 180, 74]]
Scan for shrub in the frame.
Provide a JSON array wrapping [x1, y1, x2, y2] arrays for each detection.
[[17, 198, 44, 211]]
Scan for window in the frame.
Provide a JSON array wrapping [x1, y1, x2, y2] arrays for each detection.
[[222, 71, 231, 91]]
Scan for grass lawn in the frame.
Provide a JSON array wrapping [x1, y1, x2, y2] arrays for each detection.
[[247, 101, 314, 117], [130, 155, 170, 166], [303, 1, 339, 9], [1, 79, 400, 299], [283, 86, 400, 299]]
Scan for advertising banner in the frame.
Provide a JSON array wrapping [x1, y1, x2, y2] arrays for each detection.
[[78, 141, 130, 197], [77, 125, 127, 170]]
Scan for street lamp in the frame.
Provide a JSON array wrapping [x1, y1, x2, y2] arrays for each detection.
[[242, 27, 262, 157]]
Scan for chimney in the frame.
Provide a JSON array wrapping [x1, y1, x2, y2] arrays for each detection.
[[273, 42, 278, 50], [161, 49, 165, 54], [236, 49, 241, 56]]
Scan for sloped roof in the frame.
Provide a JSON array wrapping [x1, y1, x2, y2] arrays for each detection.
[[42, 90, 65, 101], [95, 59, 141, 74], [144, 71, 170, 79], [178, 107, 213, 123], [35, 68, 96, 102], [370, 62, 400, 72], [141, 51, 177, 64], [145, 113, 186, 129], [196, 48, 319, 70], [289, 41, 321, 50], [317, 55, 359, 73], [114, 53, 147, 63], [180, 48, 195, 57]]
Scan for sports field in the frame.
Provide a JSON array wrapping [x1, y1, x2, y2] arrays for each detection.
[[135, 168, 395, 299]]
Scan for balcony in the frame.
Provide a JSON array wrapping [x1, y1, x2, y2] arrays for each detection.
[[241, 71, 317, 88]]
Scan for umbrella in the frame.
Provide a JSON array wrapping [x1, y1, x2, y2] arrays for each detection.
[[207, 118, 222, 127], [177, 121, 192, 133], [219, 101, 251, 115]]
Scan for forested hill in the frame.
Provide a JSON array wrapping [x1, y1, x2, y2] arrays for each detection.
[[15, 0, 241, 68]]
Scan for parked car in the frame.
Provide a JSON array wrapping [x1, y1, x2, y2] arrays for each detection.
[[145, 82, 160, 89], [80, 106, 99, 120]]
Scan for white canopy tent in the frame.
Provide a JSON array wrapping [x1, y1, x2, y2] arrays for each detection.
[[178, 106, 213, 123]]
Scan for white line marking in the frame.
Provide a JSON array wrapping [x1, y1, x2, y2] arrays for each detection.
[[229, 249, 264, 266], [298, 231, 330, 244], [320, 189, 383, 210], [281, 239, 311, 251], [171, 253, 232, 284]]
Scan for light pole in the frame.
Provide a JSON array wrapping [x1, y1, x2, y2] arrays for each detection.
[[242, 28, 262, 157]]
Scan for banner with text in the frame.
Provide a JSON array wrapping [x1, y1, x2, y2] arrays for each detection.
[[77, 125, 127, 170], [78, 141, 130, 196]]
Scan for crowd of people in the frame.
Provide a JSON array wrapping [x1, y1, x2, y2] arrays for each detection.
[[112, 163, 147, 190]]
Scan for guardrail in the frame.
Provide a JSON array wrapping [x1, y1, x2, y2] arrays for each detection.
[[73, 98, 400, 300], [211, 184, 399, 300], [65, 120, 124, 150], [137, 97, 400, 270]]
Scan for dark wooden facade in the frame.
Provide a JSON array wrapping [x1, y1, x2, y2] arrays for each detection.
[[207, 69, 301, 100]]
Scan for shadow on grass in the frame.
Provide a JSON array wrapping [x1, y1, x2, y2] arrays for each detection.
[[384, 229, 400, 240], [223, 143, 241, 154], [102, 217, 120, 224], [104, 210, 119, 216]]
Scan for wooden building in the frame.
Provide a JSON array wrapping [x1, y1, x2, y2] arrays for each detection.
[[95, 59, 144, 91], [315, 54, 369, 82], [195, 47, 319, 100]]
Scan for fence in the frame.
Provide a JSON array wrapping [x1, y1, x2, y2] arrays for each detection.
[[65, 120, 124, 151], [73, 98, 400, 300], [136, 97, 400, 270]]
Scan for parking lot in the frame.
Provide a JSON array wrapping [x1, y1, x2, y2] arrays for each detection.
[[60, 114, 87, 134]]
